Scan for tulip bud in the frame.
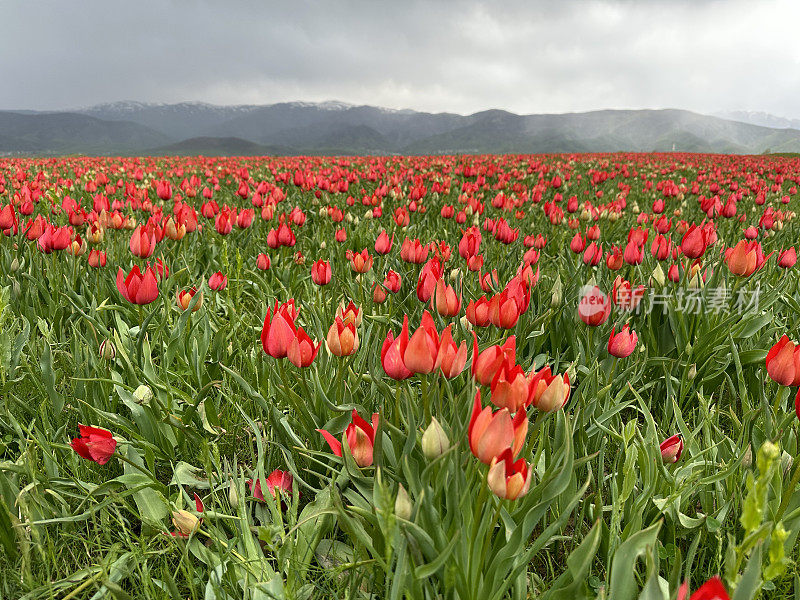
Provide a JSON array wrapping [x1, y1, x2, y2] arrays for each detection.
[[10, 258, 19, 272], [421, 418, 449, 459], [651, 263, 665, 287], [659, 435, 683, 464], [550, 274, 562, 307], [99, 339, 116, 360], [320, 241, 327, 250], [459, 314, 473, 332], [688, 364, 697, 380], [171, 510, 200, 536], [133, 384, 153, 405], [228, 479, 239, 507], [395, 484, 412, 520], [742, 444, 753, 469]]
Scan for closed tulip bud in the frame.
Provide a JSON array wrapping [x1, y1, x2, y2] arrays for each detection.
[[171, 510, 200, 536], [395, 484, 412, 520], [651, 263, 665, 286], [659, 435, 683, 464], [99, 339, 116, 360], [10, 258, 19, 272], [550, 274, 563, 307], [133, 384, 153, 405], [421, 417, 450, 459], [688, 364, 697, 380], [228, 479, 239, 507]]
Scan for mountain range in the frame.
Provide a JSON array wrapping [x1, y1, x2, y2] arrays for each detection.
[[2, 100, 800, 156]]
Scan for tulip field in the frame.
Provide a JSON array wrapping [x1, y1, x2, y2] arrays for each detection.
[[1, 152, 800, 599]]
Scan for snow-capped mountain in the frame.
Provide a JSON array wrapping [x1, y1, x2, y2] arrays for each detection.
[[716, 110, 800, 130]]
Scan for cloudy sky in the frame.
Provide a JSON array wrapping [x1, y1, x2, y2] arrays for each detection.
[[3, 0, 800, 117]]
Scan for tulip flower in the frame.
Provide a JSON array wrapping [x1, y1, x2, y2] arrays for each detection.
[[326, 317, 359, 356], [116, 266, 159, 305], [311, 259, 332, 285], [88, 249, 106, 268], [381, 316, 413, 380], [487, 448, 532, 500], [468, 390, 527, 464], [578, 286, 610, 326], [404, 311, 440, 373], [317, 410, 379, 467], [261, 299, 299, 359], [375, 230, 394, 254], [660, 434, 683, 464], [676, 576, 729, 600], [778, 247, 797, 268], [765, 335, 800, 386], [417, 257, 442, 302], [432, 278, 461, 317], [256, 253, 271, 270], [607, 325, 638, 358], [724, 240, 771, 276], [177, 287, 203, 312], [336, 301, 362, 327], [466, 296, 492, 327], [383, 270, 402, 293], [472, 334, 516, 386], [528, 367, 570, 412], [795, 388, 800, 422], [605, 246, 623, 270], [434, 325, 468, 378], [129, 225, 157, 258], [680, 224, 709, 259], [489, 359, 533, 412], [249, 469, 295, 502], [612, 277, 645, 311], [287, 327, 321, 367], [350, 248, 373, 273], [71, 425, 117, 465], [171, 494, 204, 537], [208, 271, 228, 290]]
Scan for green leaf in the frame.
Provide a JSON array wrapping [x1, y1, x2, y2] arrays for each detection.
[[608, 520, 663, 600]]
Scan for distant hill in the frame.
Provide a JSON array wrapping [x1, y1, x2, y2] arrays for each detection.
[[144, 136, 292, 157], [4, 100, 800, 156], [0, 111, 169, 155]]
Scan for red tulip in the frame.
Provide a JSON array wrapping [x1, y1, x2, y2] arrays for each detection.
[[71, 425, 117, 465], [472, 334, 516, 386], [778, 247, 797, 268], [382, 316, 413, 380], [116, 266, 159, 305], [468, 390, 527, 464], [680, 224, 709, 259], [435, 325, 468, 378], [287, 327, 321, 367], [660, 434, 683, 464], [326, 317, 359, 356], [765, 335, 800, 386], [177, 287, 203, 312], [528, 367, 570, 412], [466, 296, 492, 327], [432, 279, 461, 317], [676, 576, 729, 600], [256, 253, 271, 270], [261, 300, 299, 359], [209, 271, 228, 290], [487, 447, 532, 500], [317, 410, 379, 467], [249, 469, 295, 502], [404, 311, 440, 374], [608, 325, 638, 358], [375, 230, 394, 254], [311, 260, 332, 285], [724, 240, 771, 276], [578, 286, 610, 326]]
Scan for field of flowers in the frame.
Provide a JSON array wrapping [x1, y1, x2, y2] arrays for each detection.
[[0, 152, 798, 599]]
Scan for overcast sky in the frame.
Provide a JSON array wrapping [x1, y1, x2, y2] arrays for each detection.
[[3, 0, 800, 117]]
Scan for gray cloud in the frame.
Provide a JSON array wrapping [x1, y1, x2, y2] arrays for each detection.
[[2, 0, 799, 117]]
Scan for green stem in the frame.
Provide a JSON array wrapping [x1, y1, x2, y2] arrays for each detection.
[[775, 444, 800, 523]]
